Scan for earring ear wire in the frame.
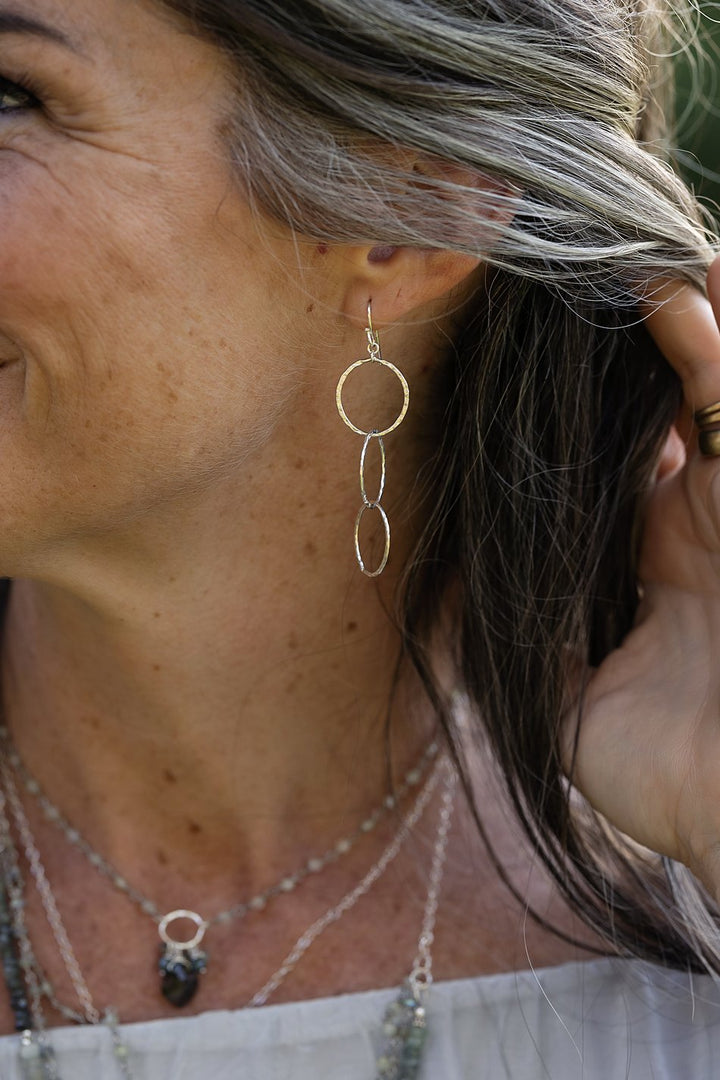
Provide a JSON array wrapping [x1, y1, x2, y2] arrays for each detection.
[[335, 300, 410, 577]]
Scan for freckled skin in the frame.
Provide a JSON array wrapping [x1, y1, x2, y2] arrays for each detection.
[[0, 0, 599, 1030], [0, 0, 331, 571]]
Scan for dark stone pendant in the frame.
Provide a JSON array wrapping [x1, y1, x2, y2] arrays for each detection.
[[159, 950, 205, 1008], [157, 910, 209, 1008]]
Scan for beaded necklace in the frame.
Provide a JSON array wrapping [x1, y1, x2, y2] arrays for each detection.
[[0, 749, 455, 1080], [0, 726, 438, 1007]]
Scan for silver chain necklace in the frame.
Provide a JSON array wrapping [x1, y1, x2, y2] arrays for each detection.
[[0, 726, 439, 1007], [250, 758, 458, 1080], [249, 757, 452, 1007], [0, 749, 454, 1080]]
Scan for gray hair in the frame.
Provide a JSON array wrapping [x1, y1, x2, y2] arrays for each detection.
[[170, 0, 712, 296]]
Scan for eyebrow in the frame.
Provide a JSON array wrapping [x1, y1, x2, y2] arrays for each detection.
[[0, 11, 84, 54]]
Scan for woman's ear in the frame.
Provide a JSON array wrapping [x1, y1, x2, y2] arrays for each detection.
[[339, 160, 517, 326], [341, 245, 484, 327]]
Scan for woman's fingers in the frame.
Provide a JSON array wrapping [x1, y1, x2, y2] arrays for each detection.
[[566, 258, 720, 887], [644, 256, 720, 414]]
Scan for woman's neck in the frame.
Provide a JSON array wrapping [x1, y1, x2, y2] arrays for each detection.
[[0, 510, 433, 909], [0, 310, 446, 910]]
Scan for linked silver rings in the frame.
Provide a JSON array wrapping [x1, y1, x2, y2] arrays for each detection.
[[336, 303, 410, 577], [355, 501, 391, 577], [360, 431, 386, 505]]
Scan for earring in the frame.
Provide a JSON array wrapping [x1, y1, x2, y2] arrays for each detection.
[[336, 301, 410, 577]]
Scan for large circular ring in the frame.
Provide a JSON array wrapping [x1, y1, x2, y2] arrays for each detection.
[[159, 910, 209, 951], [336, 358, 410, 438], [354, 503, 391, 578]]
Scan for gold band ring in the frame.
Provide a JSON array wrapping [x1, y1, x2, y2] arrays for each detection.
[[694, 399, 720, 457], [699, 428, 720, 458], [694, 401, 720, 428]]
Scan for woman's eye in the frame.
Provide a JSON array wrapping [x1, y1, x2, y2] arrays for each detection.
[[0, 77, 36, 114]]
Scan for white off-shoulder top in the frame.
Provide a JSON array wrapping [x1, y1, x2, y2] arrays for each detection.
[[0, 957, 718, 1078]]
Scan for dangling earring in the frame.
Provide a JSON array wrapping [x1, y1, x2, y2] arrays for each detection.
[[336, 301, 410, 577]]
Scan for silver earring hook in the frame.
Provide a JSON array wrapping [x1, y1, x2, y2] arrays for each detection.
[[365, 300, 381, 360]]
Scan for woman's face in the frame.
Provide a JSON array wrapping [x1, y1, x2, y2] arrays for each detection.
[[0, 0, 324, 566]]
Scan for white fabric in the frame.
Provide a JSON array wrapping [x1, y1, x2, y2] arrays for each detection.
[[1, 957, 720, 1078]]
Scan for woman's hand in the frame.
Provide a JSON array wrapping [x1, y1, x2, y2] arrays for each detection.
[[568, 255, 720, 897]]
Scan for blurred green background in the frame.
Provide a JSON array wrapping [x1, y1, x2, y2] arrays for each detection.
[[675, 4, 720, 219]]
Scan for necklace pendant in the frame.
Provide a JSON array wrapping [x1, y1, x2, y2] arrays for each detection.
[[158, 942, 208, 1007], [375, 981, 428, 1080], [157, 910, 208, 1008]]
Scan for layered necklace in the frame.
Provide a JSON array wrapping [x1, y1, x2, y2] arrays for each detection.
[[0, 730, 456, 1080], [0, 727, 439, 1008]]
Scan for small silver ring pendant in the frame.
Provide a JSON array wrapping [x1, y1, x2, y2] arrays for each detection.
[[158, 910, 210, 1008], [158, 909, 209, 952]]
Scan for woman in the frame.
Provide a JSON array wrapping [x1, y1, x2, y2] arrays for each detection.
[[0, 0, 719, 1075]]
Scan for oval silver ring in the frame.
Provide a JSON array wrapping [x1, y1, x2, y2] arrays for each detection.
[[359, 432, 386, 506], [159, 909, 209, 951], [354, 503, 391, 578], [336, 358, 410, 438]]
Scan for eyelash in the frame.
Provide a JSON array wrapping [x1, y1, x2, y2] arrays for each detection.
[[0, 74, 41, 115]]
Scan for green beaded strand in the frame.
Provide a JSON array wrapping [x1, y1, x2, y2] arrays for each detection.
[[376, 982, 428, 1080]]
